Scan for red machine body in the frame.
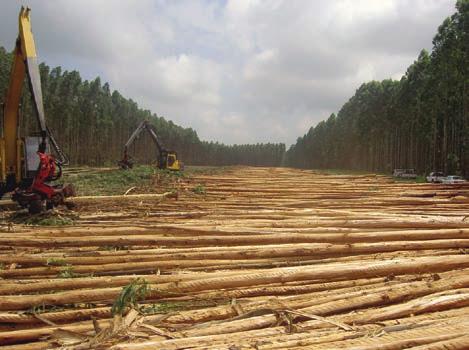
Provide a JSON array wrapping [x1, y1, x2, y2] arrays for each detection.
[[31, 152, 57, 198]]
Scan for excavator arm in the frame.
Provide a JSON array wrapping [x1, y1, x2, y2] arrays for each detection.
[[1, 7, 48, 185], [145, 123, 164, 154], [1, 7, 74, 213], [119, 120, 182, 171], [123, 120, 163, 154]]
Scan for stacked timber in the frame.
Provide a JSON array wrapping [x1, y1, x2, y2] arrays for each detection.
[[0, 167, 468, 349]]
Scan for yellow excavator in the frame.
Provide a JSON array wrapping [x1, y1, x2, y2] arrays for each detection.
[[0, 7, 74, 213], [118, 120, 183, 171]]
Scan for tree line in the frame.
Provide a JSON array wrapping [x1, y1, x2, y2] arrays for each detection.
[[0, 48, 285, 167], [1, 0, 467, 174], [287, 0, 468, 176]]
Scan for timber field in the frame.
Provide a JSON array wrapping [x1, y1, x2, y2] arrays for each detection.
[[1, 166, 469, 349]]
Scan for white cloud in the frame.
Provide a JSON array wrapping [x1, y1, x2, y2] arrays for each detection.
[[0, 0, 457, 145]]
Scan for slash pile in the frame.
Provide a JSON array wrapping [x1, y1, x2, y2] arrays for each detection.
[[0, 167, 468, 349]]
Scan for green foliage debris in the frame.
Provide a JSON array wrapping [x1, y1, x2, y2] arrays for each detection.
[[111, 278, 150, 316]]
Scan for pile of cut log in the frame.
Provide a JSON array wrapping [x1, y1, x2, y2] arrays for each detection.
[[0, 167, 468, 349]]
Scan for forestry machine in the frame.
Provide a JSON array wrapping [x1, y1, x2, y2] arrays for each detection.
[[118, 120, 183, 171], [0, 7, 75, 214]]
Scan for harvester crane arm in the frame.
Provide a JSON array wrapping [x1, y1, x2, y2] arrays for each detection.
[[123, 120, 163, 153], [123, 121, 146, 151], [119, 120, 182, 171], [1, 6, 74, 213], [123, 120, 161, 153], [2, 7, 68, 181], [145, 123, 164, 155], [2, 7, 47, 185]]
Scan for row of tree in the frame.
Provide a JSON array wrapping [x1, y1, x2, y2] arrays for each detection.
[[287, 0, 468, 176], [1, 0, 467, 173], [0, 47, 285, 167]]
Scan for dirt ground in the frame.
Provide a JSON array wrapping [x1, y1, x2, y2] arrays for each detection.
[[1, 166, 469, 349]]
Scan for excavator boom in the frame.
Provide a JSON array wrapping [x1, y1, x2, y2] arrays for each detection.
[[119, 120, 182, 171], [123, 120, 163, 155], [2, 7, 47, 185], [1, 7, 74, 213]]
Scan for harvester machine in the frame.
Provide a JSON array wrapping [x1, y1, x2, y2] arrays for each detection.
[[0, 7, 75, 214], [119, 120, 183, 171]]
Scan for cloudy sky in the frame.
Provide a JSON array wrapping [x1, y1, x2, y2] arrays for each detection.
[[0, 0, 456, 145]]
